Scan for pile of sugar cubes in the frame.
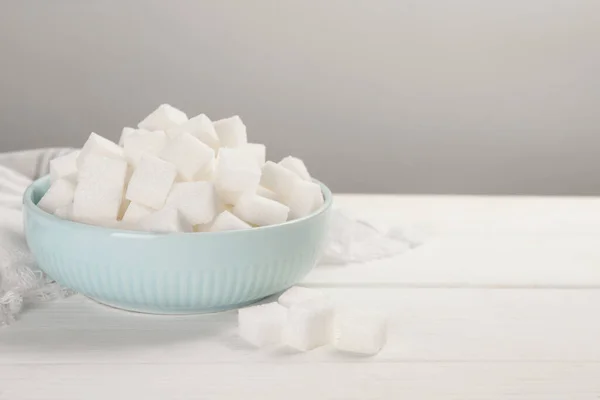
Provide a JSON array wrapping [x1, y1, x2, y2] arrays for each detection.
[[239, 286, 387, 355], [37, 104, 324, 232]]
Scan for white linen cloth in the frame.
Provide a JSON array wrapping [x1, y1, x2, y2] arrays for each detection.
[[0, 148, 418, 326]]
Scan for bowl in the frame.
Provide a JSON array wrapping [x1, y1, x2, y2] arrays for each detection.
[[23, 176, 332, 314]]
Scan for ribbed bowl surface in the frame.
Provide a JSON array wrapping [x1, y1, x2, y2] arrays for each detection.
[[23, 176, 332, 314]]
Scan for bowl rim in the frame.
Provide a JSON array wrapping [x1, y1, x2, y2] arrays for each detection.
[[23, 175, 333, 237]]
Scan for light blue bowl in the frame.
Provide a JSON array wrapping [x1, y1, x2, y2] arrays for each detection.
[[23, 176, 332, 314]]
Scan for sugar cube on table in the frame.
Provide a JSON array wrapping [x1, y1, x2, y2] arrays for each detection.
[[159, 132, 215, 181], [256, 185, 280, 202], [167, 113, 220, 150], [333, 310, 387, 356], [278, 286, 327, 308], [72, 155, 128, 222], [118, 127, 136, 146], [283, 297, 335, 351], [260, 161, 301, 202], [37, 179, 75, 214], [77, 133, 124, 169], [121, 202, 154, 224], [137, 104, 188, 132], [165, 181, 217, 225], [279, 156, 311, 181], [126, 154, 177, 209], [123, 130, 168, 165], [240, 143, 266, 167], [209, 210, 251, 232], [137, 207, 192, 233], [238, 302, 287, 347], [49, 151, 79, 183], [214, 148, 262, 204], [213, 115, 247, 148], [287, 179, 324, 219], [54, 203, 73, 219], [232, 193, 289, 226]]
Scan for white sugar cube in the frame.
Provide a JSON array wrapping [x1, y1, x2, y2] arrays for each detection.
[[159, 132, 215, 181], [193, 158, 215, 181], [209, 210, 251, 232], [137, 207, 192, 233], [333, 311, 387, 356], [167, 113, 220, 150], [118, 127, 136, 146], [256, 185, 280, 202], [77, 132, 124, 169], [121, 202, 154, 223], [279, 156, 311, 181], [232, 193, 289, 226], [166, 181, 217, 225], [137, 104, 188, 131], [214, 148, 261, 204], [278, 286, 327, 308], [38, 179, 75, 214], [49, 151, 79, 183], [126, 154, 177, 209], [54, 203, 73, 219], [287, 180, 324, 219], [240, 143, 266, 167], [283, 298, 335, 351], [238, 302, 287, 347], [72, 155, 128, 222], [260, 161, 301, 202], [213, 115, 247, 148], [123, 130, 168, 165]]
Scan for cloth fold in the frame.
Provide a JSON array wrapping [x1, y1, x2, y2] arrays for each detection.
[[0, 148, 418, 327]]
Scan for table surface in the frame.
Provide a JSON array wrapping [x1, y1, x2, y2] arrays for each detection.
[[3, 195, 600, 400]]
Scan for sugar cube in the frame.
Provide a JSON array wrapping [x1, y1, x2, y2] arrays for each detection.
[[193, 158, 215, 181], [165, 181, 217, 225], [137, 207, 192, 233], [260, 161, 301, 202], [238, 302, 287, 347], [256, 185, 280, 202], [49, 151, 79, 183], [167, 113, 220, 150], [123, 130, 168, 165], [77, 132, 124, 169], [279, 156, 311, 181], [333, 311, 387, 356], [121, 202, 154, 223], [278, 286, 327, 308], [54, 203, 73, 219], [213, 115, 247, 148], [118, 127, 136, 146], [126, 154, 177, 209], [232, 193, 289, 226], [159, 132, 215, 181], [240, 143, 266, 167], [214, 148, 261, 204], [72, 155, 128, 222], [37, 179, 75, 214], [209, 210, 251, 232], [287, 179, 324, 219], [137, 104, 188, 132], [283, 298, 335, 351]]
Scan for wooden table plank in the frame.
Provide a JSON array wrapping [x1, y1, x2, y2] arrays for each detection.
[[3, 362, 600, 400], [3, 288, 600, 365], [308, 235, 600, 288], [334, 195, 600, 235]]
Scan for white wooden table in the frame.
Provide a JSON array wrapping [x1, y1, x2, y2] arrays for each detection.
[[3, 195, 600, 399]]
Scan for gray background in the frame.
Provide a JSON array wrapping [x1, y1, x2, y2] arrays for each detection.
[[1, 0, 599, 194]]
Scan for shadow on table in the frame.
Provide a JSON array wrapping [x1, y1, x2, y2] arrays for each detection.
[[0, 295, 238, 352]]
